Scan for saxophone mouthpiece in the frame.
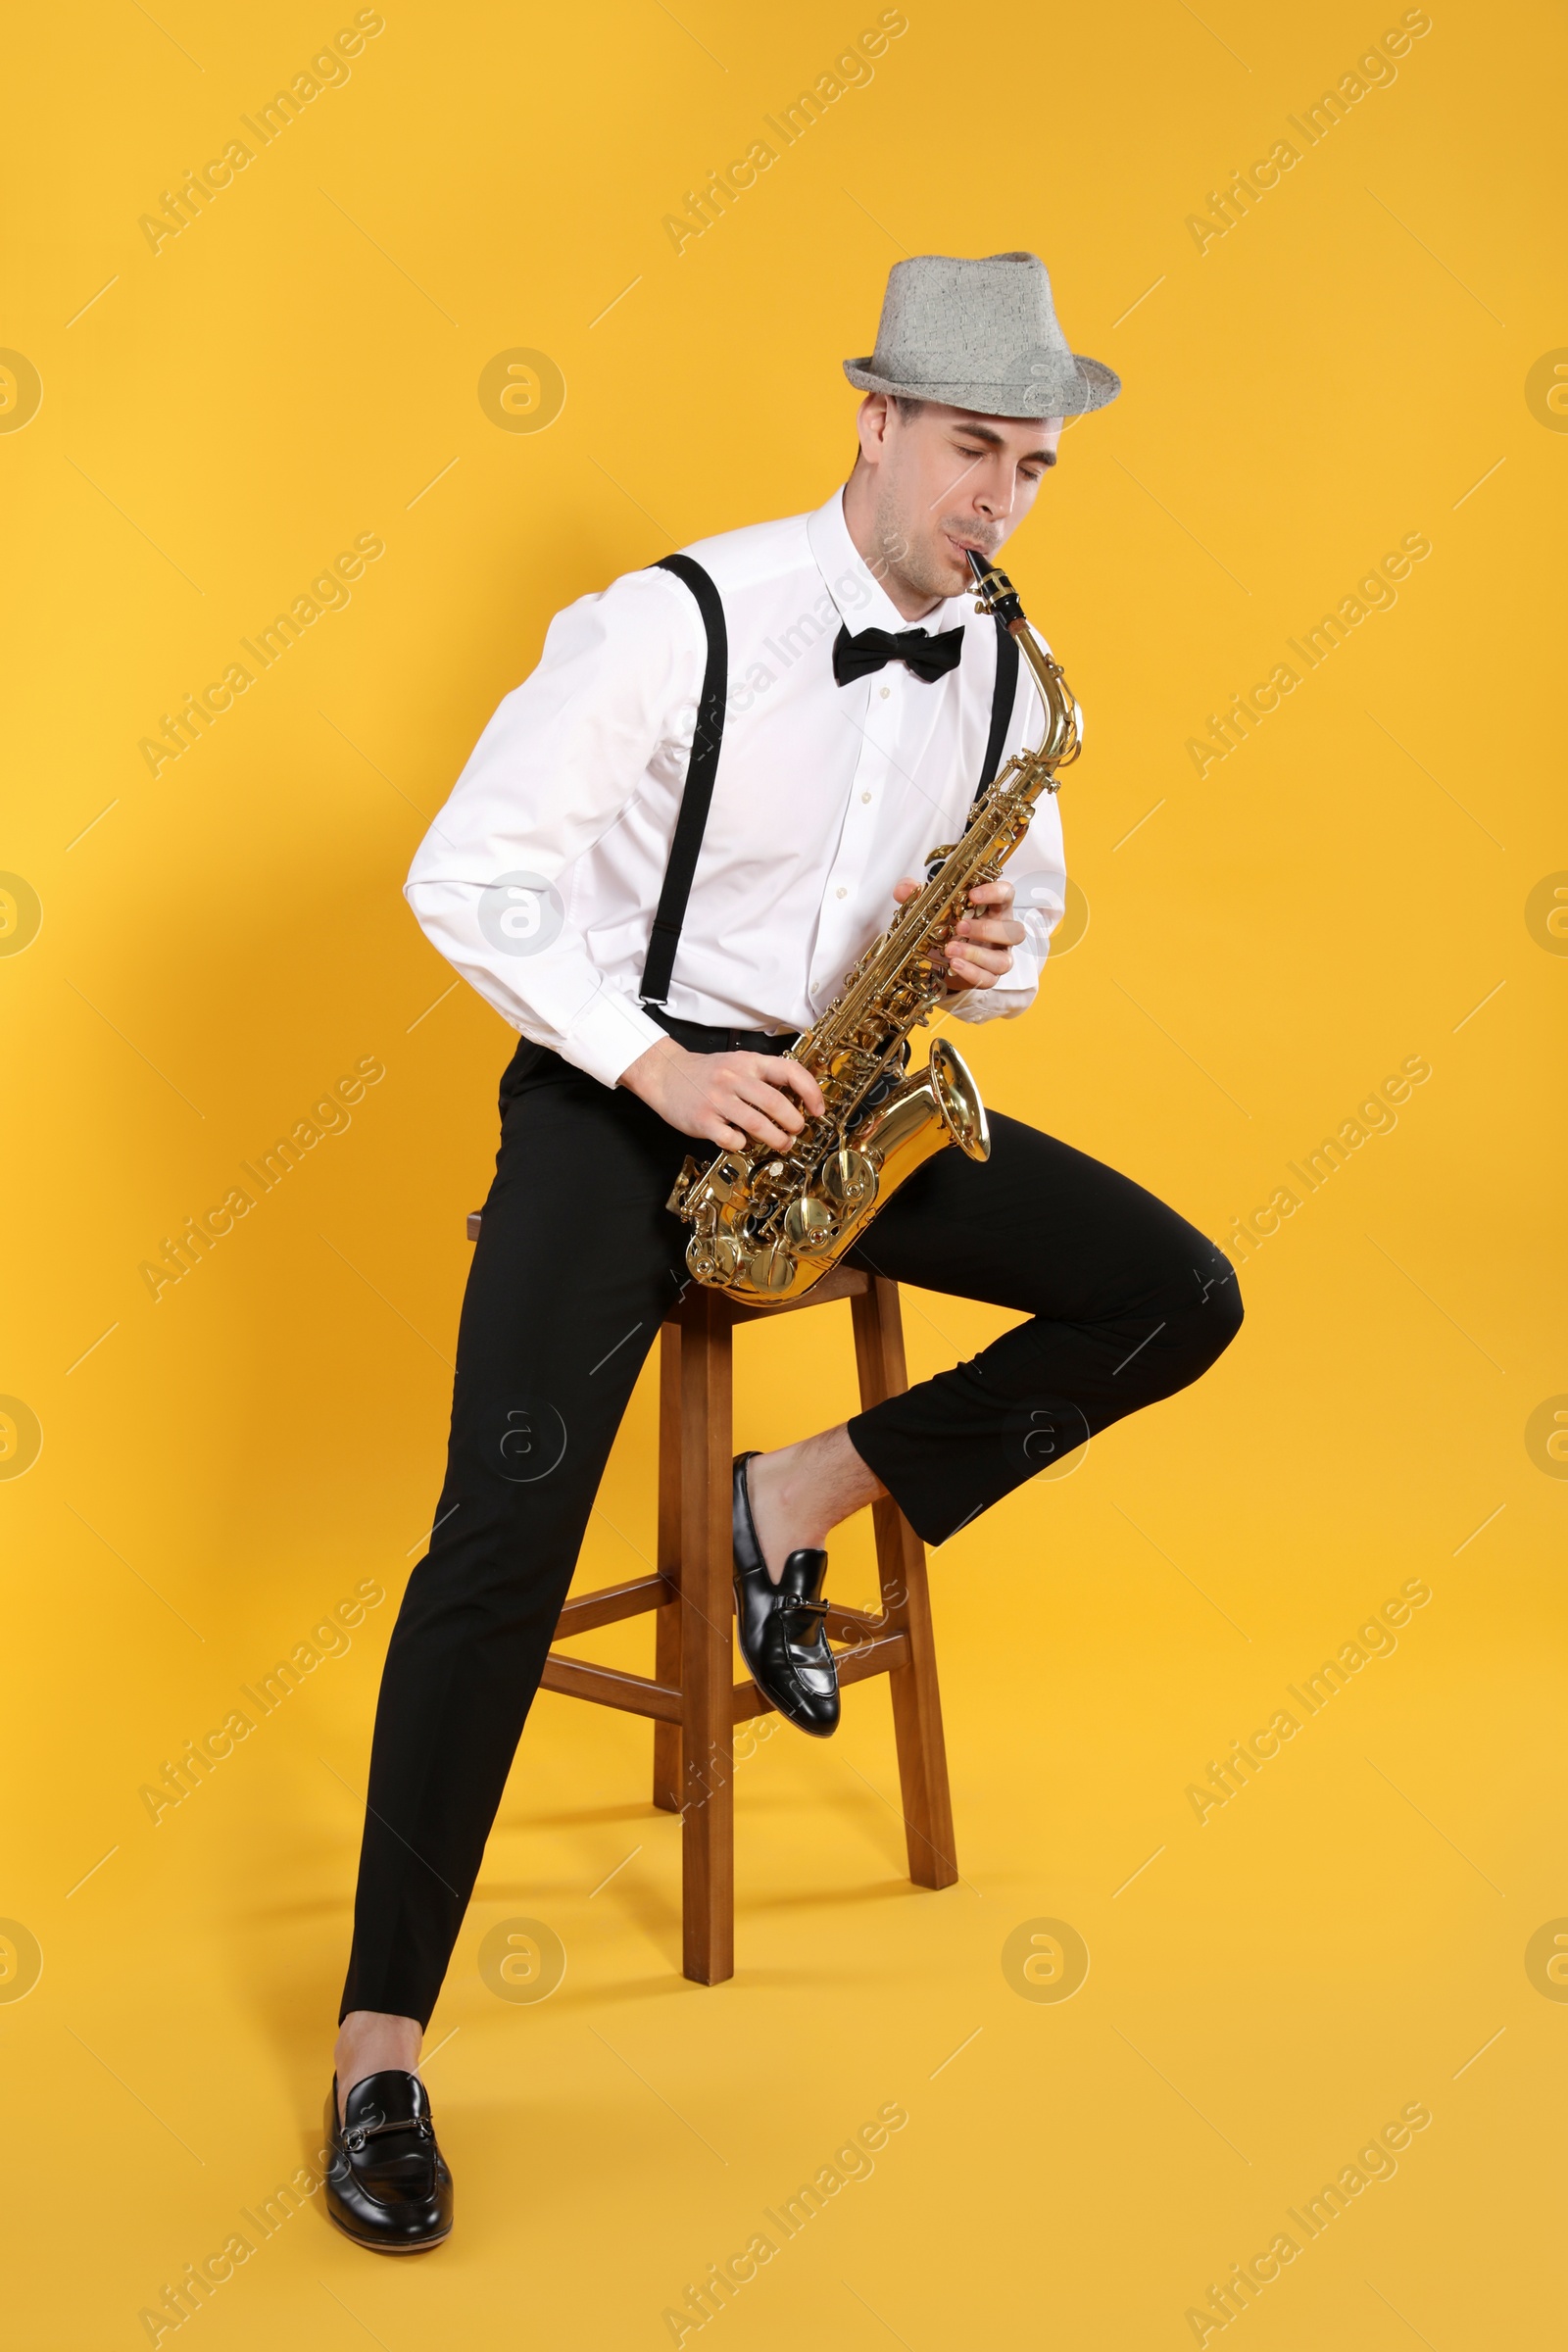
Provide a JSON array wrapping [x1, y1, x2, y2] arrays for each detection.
[[965, 548, 1024, 627]]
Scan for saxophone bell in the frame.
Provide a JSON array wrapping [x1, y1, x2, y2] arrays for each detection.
[[865, 1036, 989, 1168]]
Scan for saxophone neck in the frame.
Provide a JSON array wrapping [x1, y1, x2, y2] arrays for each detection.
[[964, 548, 1081, 777]]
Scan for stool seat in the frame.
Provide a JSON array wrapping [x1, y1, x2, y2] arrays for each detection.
[[466, 1219, 957, 1983]]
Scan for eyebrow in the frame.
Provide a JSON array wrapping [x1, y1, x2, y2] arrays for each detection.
[[951, 420, 1056, 466]]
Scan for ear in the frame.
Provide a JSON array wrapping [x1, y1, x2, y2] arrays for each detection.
[[855, 392, 893, 467]]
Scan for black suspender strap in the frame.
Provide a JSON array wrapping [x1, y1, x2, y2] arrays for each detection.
[[639, 566, 1016, 1005], [639, 553, 728, 1005], [976, 613, 1019, 806]]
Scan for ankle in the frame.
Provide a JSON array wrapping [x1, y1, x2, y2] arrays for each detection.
[[335, 2011, 423, 2119], [750, 1446, 814, 1538], [749, 1426, 883, 1555]]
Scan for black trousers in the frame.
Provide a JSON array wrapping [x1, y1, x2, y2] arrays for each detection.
[[339, 1029, 1243, 2025]]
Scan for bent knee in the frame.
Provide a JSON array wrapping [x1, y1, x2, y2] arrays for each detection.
[[1143, 1247, 1243, 1392], [1188, 1250, 1244, 1363]]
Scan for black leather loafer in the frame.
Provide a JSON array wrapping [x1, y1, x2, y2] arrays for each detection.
[[732, 1451, 840, 1737], [323, 2070, 453, 2253]]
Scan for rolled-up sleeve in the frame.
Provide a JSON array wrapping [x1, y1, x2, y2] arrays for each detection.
[[405, 564, 703, 1089]]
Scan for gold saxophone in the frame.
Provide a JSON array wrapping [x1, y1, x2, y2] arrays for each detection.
[[667, 550, 1082, 1307]]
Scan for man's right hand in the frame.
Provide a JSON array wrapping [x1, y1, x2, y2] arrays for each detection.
[[619, 1038, 824, 1152]]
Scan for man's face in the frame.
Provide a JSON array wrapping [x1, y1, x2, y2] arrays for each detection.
[[856, 396, 1063, 605]]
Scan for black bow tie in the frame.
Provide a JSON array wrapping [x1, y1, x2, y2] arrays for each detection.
[[832, 622, 965, 687]]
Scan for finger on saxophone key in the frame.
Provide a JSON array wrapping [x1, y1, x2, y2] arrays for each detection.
[[777, 1058, 825, 1118]]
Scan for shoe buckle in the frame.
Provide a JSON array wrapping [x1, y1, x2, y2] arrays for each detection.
[[343, 2111, 431, 2155], [780, 1599, 830, 1641]]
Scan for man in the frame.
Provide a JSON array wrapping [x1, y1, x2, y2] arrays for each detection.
[[324, 251, 1243, 2251]]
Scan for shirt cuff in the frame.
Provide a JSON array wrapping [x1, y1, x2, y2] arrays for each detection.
[[946, 975, 1038, 1024], [562, 984, 671, 1090]]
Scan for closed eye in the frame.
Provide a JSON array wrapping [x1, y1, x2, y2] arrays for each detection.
[[955, 443, 1054, 478]]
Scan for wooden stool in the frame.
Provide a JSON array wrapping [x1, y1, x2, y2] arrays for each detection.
[[466, 1217, 958, 1984]]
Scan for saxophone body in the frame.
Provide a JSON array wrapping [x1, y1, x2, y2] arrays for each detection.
[[666, 552, 1082, 1308]]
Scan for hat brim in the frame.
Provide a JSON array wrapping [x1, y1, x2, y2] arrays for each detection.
[[842, 354, 1120, 417]]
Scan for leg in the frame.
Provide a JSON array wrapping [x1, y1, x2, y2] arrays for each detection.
[[676, 1294, 734, 1984], [845, 1110, 1244, 1544], [651, 1324, 683, 1814], [742, 1111, 1242, 1557], [337, 1049, 693, 2056], [853, 1277, 956, 1888], [738, 1284, 958, 1884]]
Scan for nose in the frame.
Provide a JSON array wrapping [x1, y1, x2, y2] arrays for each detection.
[[972, 459, 1018, 520]]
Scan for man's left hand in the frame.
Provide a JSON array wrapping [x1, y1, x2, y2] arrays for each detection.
[[890, 875, 1025, 992]]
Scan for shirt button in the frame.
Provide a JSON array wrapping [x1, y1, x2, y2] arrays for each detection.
[[879, 685, 891, 700], [861, 791, 872, 803], [836, 886, 847, 899]]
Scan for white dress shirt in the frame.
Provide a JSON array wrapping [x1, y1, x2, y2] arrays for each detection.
[[406, 487, 1067, 1089]]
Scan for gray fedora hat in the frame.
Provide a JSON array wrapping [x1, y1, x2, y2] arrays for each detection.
[[844, 249, 1119, 419]]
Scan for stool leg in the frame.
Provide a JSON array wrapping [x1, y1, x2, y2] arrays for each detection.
[[652, 1324, 682, 1814], [851, 1277, 959, 1890], [678, 1293, 735, 1983]]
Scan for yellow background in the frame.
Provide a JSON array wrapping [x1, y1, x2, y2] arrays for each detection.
[[3, 0, 1563, 2342]]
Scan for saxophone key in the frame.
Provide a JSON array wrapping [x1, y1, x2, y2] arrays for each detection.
[[783, 1195, 836, 1254], [746, 1242, 798, 1295], [689, 1229, 743, 1284], [706, 1155, 747, 1203], [820, 1147, 875, 1212]]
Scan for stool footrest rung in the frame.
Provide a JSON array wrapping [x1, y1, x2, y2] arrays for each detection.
[[541, 1653, 682, 1722], [544, 1625, 913, 1730], [558, 1586, 893, 1648], [556, 1572, 673, 1638], [821, 1602, 897, 1645], [733, 1628, 911, 1722]]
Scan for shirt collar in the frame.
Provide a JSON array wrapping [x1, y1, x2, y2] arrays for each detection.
[[806, 487, 972, 643]]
